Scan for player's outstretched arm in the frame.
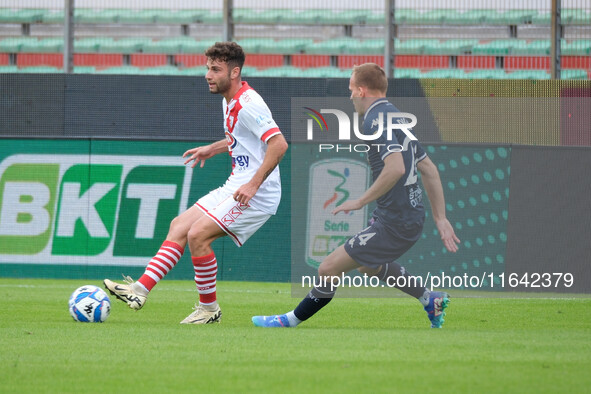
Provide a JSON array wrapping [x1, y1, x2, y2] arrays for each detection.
[[233, 134, 288, 205], [417, 156, 460, 253], [183, 139, 228, 168], [332, 152, 405, 215]]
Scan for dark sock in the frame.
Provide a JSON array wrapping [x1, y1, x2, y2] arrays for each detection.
[[293, 285, 336, 321], [379, 262, 428, 299]]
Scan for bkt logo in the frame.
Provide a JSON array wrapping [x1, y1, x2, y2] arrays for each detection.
[[305, 107, 418, 142], [0, 155, 192, 266]]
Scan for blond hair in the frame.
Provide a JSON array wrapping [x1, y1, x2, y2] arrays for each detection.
[[352, 63, 388, 94]]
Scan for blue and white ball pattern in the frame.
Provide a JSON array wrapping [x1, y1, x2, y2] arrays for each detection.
[[68, 285, 111, 323]]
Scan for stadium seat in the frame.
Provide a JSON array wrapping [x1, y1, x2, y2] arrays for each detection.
[[73, 66, 96, 74], [180, 39, 219, 54], [394, 68, 422, 78], [562, 40, 591, 56], [424, 39, 479, 55], [0, 65, 18, 72], [409, 9, 449, 24], [153, 9, 209, 24], [20, 37, 63, 53], [485, 10, 536, 25], [130, 54, 167, 67], [256, 66, 307, 77], [179, 66, 208, 76], [100, 38, 153, 53], [237, 65, 258, 76], [342, 39, 384, 55], [397, 9, 422, 24], [0, 37, 38, 52], [75, 9, 120, 24], [98, 66, 142, 74], [283, 9, 371, 25], [143, 37, 197, 54], [233, 8, 283, 24], [258, 39, 314, 54], [303, 66, 350, 78], [506, 70, 550, 79], [466, 69, 508, 79], [304, 38, 360, 55], [445, 9, 489, 25], [367, 9, 452, 25], [105, 8, 213, 25], [397, 39, 440, 55], [283, 9, 329, 25], [42, 9, 64, 24], [366, 11, 384, 25], [235, 38, 277, 54], [0, 8, 45, 23], [199, 10, 223, 24], [472, 40, 527, 55], [136, 66, 183, 75], [561, 69, 588, 80], [318, 10, 368, 25], [117, 9, 160, 24], [531, 12, 550, 25], [421, 69, 469, 79], [17, 65, 61, 73], [563, 9, 591, 25], [560, 9, 574, 24], [74, 37, 116, 53], [522, 40, 551, 56]]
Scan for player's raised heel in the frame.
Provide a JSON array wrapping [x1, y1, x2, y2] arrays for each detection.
[[103, 276, 146, 310], [252, 314, 291, 327], [180, 304, 222, 324], [424, 291, 450, 328]]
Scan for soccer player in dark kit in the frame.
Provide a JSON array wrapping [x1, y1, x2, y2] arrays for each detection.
[[253, 63, 460, 328]]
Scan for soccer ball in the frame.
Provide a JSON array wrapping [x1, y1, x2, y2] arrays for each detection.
[[68, 285, 111, 323]]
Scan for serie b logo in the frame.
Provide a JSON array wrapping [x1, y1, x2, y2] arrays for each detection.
[[306, 159, 369, 268]]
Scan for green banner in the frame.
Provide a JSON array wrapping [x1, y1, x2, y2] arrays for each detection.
[[0, 139, 291, 282]]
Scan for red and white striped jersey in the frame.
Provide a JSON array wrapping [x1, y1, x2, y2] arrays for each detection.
[[221, 81, 282, 215]]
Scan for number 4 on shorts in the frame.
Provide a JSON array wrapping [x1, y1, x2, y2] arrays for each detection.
[[348, 232, 376, 248]]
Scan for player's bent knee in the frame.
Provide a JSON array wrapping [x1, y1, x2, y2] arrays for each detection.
[[187, 225, 206, 244], [187, 218, 224, 245], [169, 215, 182, 231], [168, 215, 188, 239]]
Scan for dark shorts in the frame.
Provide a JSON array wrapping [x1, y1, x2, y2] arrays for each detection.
[[343, 217, 423, 269]]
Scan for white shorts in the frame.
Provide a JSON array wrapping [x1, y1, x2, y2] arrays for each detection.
[[195, 187, 272, 247]]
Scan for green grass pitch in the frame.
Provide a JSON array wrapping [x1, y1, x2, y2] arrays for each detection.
[[1, 278, 590, 393]]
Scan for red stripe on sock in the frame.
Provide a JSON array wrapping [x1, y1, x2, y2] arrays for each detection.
[[138, 241, 184, 291], [192, 253, 217, 304], [138, 275, 157, 290], [191, 253, 215, 266], [152, 255, 174, 270], [162, 240, 184, 255], [146, 266, 165, 277], [199, 292, 217, 304]]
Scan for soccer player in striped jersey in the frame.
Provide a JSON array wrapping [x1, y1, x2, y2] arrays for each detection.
[[104, 42, 288, 324], [252, 63, 460, 329]]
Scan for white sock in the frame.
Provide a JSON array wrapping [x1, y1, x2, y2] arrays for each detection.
[[285, 311, 302, 327], [418, 289, 431, 307], [200, 301, 219, 311], [132, 282, 149, 296]]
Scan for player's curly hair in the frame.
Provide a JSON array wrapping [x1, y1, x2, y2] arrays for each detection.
[[205, 42, 245, 73]]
